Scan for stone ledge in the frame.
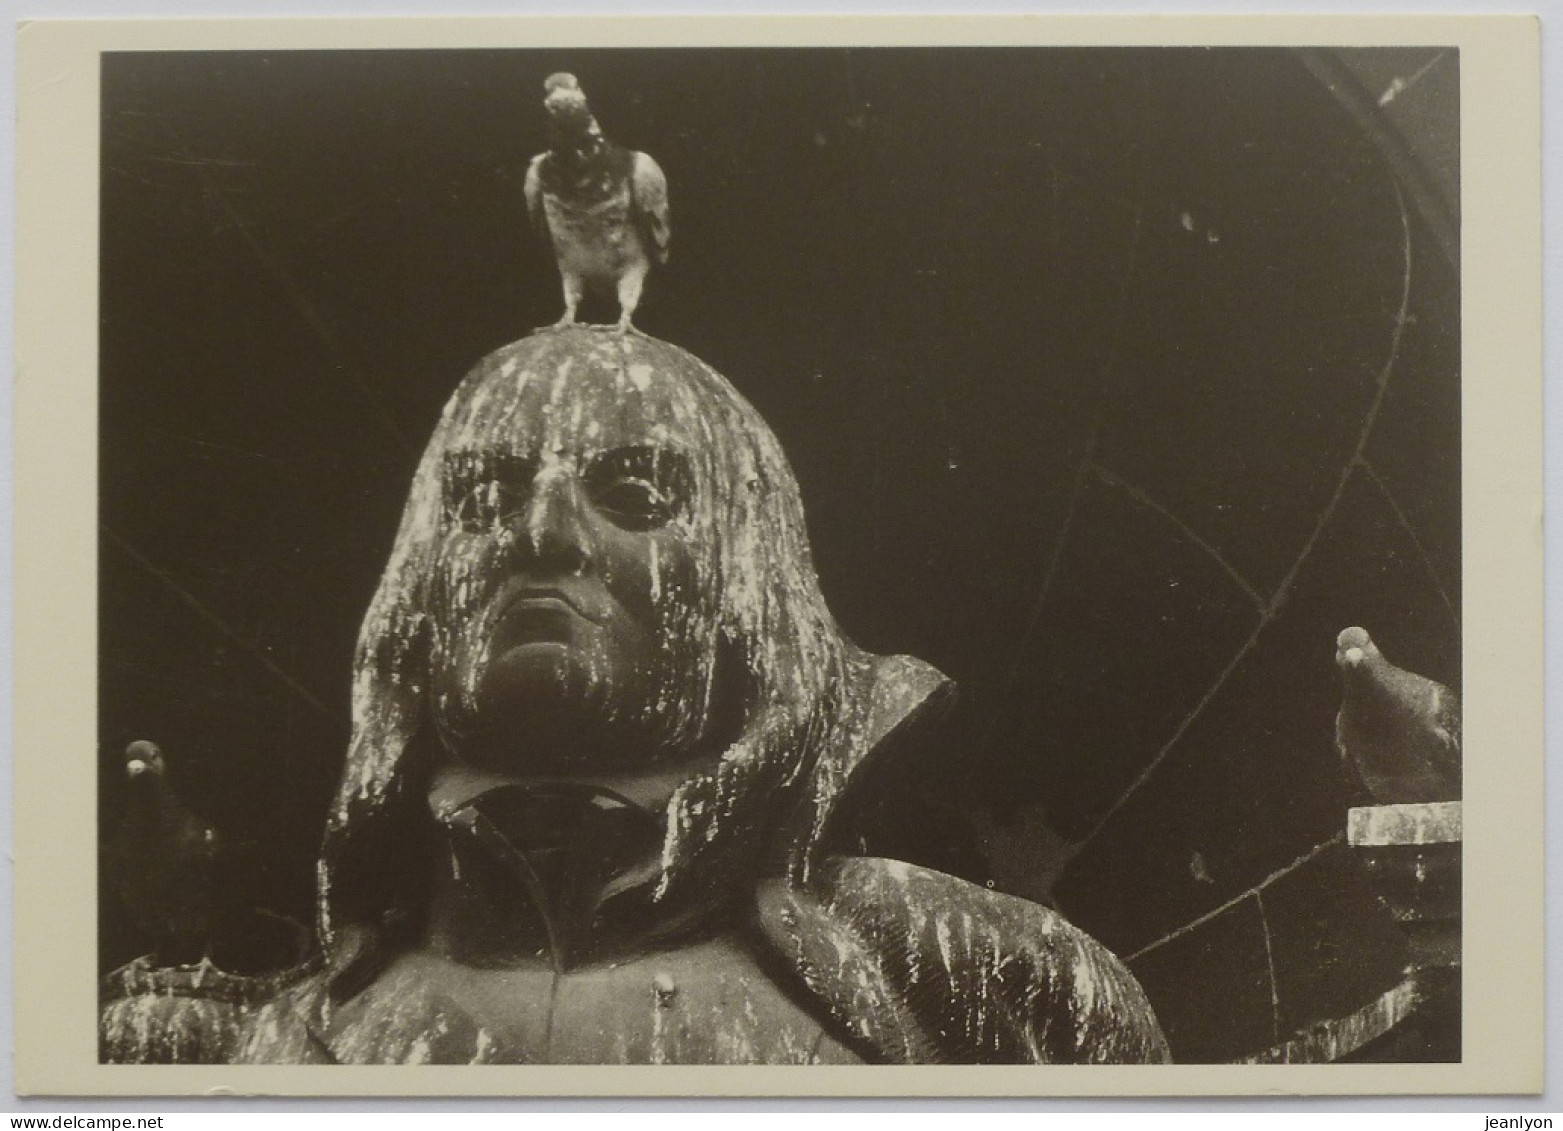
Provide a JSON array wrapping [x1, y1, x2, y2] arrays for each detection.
[[1347, 801, 1462, 847]]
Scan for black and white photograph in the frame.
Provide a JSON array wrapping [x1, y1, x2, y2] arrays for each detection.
[[9, 16, 1545, 1095], [88, 40, 1468, 1070]]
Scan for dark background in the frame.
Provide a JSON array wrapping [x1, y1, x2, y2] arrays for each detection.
[[99, 47, 1460, 1062]]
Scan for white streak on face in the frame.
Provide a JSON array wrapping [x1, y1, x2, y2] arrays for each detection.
[[569, 385, 586, 435], [333, 329, 875, 947], [524, 451, 571, 555]]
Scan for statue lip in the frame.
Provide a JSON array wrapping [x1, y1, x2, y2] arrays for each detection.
[[493, 582, 612, 629]]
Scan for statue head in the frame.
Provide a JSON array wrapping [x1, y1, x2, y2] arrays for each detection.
[[425, 341, 721, 777], [317, 329, 949, 963]]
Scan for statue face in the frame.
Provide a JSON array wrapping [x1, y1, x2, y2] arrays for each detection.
[[427, 353, 717, 774]]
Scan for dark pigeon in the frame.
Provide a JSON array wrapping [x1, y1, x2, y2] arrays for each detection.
[[1334, 627, 1461, 804], [109, 740, 227, 967]]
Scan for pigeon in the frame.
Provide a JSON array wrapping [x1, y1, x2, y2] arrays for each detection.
[[109, 740, 227, 966], [524, 72, 671, 332], [1334, 627, 1461, 804]]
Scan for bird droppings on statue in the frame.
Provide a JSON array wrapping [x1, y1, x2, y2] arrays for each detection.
[[1334, 626, 1462, 805], [525, 73, 671, 334]]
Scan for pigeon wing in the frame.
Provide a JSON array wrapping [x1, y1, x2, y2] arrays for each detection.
[[523, 154, 550, 244], [1426, 680, 1463, 785], [630, 151, 671, 265]]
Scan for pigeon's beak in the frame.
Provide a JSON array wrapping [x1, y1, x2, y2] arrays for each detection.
[[126, 759, 148, 777], [1335, 626, 1374, 673]]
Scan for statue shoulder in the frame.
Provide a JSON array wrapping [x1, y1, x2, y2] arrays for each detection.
[[754, 856, 1171, 1065], [100, 956, 323, 1065]]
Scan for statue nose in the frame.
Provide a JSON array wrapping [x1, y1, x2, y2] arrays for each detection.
[[513, 473, 593, 575]]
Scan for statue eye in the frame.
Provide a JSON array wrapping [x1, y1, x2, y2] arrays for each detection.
[[592, 476, 675, 530], [449, 480, 509, 533], [586, 447, 691, 532], [443, 453, 535, 533]]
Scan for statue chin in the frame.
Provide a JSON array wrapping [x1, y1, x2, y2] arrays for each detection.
[[445, 644, 689, 776]]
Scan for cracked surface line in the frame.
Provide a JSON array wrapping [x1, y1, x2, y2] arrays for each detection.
[[978, 200, 1146, 757], [1079, 177, 1414, 852], [1090, 460, 1267, 612], [1124, 833, 1344, 964], [102, 523, 333, 718], [1358, 455, 1459, 630], [1255, 889, 1283, 1052]]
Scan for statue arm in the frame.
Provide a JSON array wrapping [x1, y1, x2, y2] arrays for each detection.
[[99, 961, 247, 1064], [756, 856, 1171, 1064], [99, 958, 321, 1065]]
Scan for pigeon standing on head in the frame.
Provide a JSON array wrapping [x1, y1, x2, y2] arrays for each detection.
[[524, 72, 671, 333], [109, 740, 228, 967], [1334, 627, 1461, 804]]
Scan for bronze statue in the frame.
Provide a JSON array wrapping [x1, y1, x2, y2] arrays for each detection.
[[102, 328, 1169, 1065]]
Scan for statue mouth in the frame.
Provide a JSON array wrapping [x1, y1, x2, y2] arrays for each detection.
[[496, 603, 577, 649], [489, 584, 612, 652]]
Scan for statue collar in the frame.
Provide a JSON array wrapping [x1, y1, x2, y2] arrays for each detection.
[[424, 780, 709, 972], [415, 653, 955, 972]]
